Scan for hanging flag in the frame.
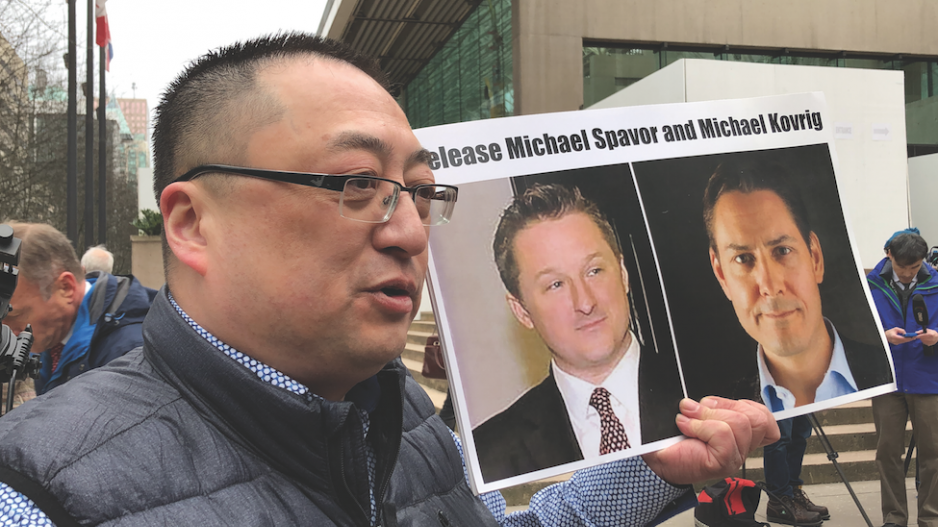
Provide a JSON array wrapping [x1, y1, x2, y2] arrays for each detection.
[[95, 0, 109, 46], [95, 0, 112, 70], [106, 42, 114, 72]]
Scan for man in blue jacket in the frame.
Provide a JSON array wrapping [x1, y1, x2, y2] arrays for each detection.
[[4, 222, 157, 395], [867, 229, 938, 527]]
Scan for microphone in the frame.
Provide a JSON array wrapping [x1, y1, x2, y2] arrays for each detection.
[[912, 294, 934, 356]]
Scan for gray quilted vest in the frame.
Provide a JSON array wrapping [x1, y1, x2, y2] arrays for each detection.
[[0, 290, 499, 527]]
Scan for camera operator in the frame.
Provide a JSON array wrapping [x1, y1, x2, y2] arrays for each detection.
[[3, 223, 156, 395], [867, 229, 938, 527]]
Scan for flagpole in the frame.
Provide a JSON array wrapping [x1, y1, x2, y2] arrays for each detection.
[[98, 45, 107, 245], [84, 0, 95, 248], [67, 0, 78, 247]]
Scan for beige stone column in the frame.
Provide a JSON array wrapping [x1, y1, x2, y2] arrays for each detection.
[[131, 235, 165, 290]]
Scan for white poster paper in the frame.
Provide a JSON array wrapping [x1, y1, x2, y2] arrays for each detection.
[[415, 93, 896, 494]]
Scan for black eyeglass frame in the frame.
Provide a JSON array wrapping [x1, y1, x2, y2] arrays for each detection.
[[175, 164, 459, 225]]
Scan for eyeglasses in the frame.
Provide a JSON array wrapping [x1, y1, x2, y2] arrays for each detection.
[[176, 164, 458, 226]]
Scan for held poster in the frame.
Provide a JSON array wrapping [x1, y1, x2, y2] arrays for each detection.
[[414, 93, 896, 494]]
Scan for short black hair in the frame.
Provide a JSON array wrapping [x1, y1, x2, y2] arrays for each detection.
[[151, 33, 391, 275], [888, 232, 928, 266], [152, 32, 391, 206], [493, 184, 620, 299], [703, 158, 812, 252]]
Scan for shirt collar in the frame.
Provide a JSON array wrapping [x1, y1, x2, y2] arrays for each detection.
[[891, 269, 917, 290], [553, 331, 641, 424], [166, 292, 382, 412], [61, 279, 95, 346], [167, 291, 312, 398], [758, 318, 857, 412]]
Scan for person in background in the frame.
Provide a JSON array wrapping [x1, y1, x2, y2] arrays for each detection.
[[3, 222, 156, 395], [81, 244, 114, 274], [868, 229, 938, 527]]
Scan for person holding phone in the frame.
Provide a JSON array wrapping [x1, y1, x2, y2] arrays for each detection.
[[868, 229, 938, 527]]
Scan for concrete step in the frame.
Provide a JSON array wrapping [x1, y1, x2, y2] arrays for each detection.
[[409, 320, 437, 334], [414, 312, 436, 323], [745, 420, 912, 458], [400, 341, 450, 392], [721, 401, 914, 486], [406, 330, 433, 346], [722, 421, 916, 487], [402, 342, 425, 364], [732, 447, 915, 487], [401, 356, 450, 393], [813, 399, 875, 426]]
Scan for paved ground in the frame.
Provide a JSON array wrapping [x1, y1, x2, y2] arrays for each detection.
[[661, 478, 920, 526]]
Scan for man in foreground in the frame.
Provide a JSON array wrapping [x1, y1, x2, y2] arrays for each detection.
[[0, 34, 777, 526], [474, 183, 685, 482], [4, 222, 156, 395], [868, 230, 938, 527], [703, 160, 890, 525]]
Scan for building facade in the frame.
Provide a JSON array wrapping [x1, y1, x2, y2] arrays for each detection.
[[322, 0, 938, 153], [117, 98, 148, 139]]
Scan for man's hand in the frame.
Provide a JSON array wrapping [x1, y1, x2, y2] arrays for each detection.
[[920, 328, 938, 347], [642, 397, 779, 486], [885, 327, 921, 345]]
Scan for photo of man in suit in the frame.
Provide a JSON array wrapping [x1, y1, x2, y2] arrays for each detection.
[[472, 183, 683, 482], [703, 160, 892, 411], [703, 159, 893, 525]]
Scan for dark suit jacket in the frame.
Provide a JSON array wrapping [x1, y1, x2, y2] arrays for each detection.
[[841, 335, 894, 390], [472, 346, 684, 482]]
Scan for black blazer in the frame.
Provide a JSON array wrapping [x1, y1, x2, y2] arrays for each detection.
[[472, 346, 684, 482], [841, 335, 894, 390]]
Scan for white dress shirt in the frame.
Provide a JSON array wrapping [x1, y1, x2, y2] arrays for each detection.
[[553, 332, 642, 457], [757, 318, 858, 412], [891, 269, 918, 290]]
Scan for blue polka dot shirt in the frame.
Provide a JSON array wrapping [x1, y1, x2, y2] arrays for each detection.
[[0, 294, 691, 526]]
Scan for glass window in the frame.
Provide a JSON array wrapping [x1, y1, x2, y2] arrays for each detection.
[[583, 48, 658, 107], [402, 0, 513, 128], [584, 44, 938, 147]]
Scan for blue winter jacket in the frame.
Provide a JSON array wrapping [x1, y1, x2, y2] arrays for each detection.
[[35, 271, 158, 394], [867, 258, 938, 394]]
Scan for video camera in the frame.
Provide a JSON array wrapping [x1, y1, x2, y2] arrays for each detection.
[[928, 246, 938, 269], [0, 224, 41, 414]]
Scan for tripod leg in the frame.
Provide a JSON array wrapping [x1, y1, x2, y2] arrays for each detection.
[[807, 412, 875, 527], [905, 434, 916, 475]]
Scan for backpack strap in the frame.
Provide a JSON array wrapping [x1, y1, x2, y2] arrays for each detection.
[[86, 272, 132, 324], [104, 276, 133, 323]]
